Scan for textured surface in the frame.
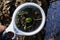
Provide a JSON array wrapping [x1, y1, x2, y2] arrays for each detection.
[[45, 1, 60, 40]]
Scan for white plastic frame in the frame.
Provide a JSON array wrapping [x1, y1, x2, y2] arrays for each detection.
[[3, 2, 45, 39]]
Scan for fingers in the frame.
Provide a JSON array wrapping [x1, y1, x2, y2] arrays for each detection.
[[0, 25, 6, 33]]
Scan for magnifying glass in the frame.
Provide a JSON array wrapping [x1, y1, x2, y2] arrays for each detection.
[[3, 2, 45, 39]]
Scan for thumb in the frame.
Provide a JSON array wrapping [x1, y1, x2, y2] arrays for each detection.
[[0, 25, 6, 33]]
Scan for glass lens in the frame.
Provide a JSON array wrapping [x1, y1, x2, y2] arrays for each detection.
[[15, 6, 42, 32]]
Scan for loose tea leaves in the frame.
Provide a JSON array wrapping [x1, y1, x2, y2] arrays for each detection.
[[15, 6, 42, 32]]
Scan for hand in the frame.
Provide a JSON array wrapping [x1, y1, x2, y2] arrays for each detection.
[[0, 25, 6, 33]]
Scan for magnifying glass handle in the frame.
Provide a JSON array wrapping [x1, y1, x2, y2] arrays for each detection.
[[3, 24, 14, 34], [3, 22, 16, 39]]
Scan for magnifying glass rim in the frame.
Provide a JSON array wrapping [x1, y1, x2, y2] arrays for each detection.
[[12, 2, 45, 36]]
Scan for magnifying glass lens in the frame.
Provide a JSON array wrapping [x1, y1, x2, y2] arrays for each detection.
[[15, 6, 42, 32]]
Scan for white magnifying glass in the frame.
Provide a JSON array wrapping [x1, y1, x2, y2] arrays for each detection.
[[3, 2, 45, 39]]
